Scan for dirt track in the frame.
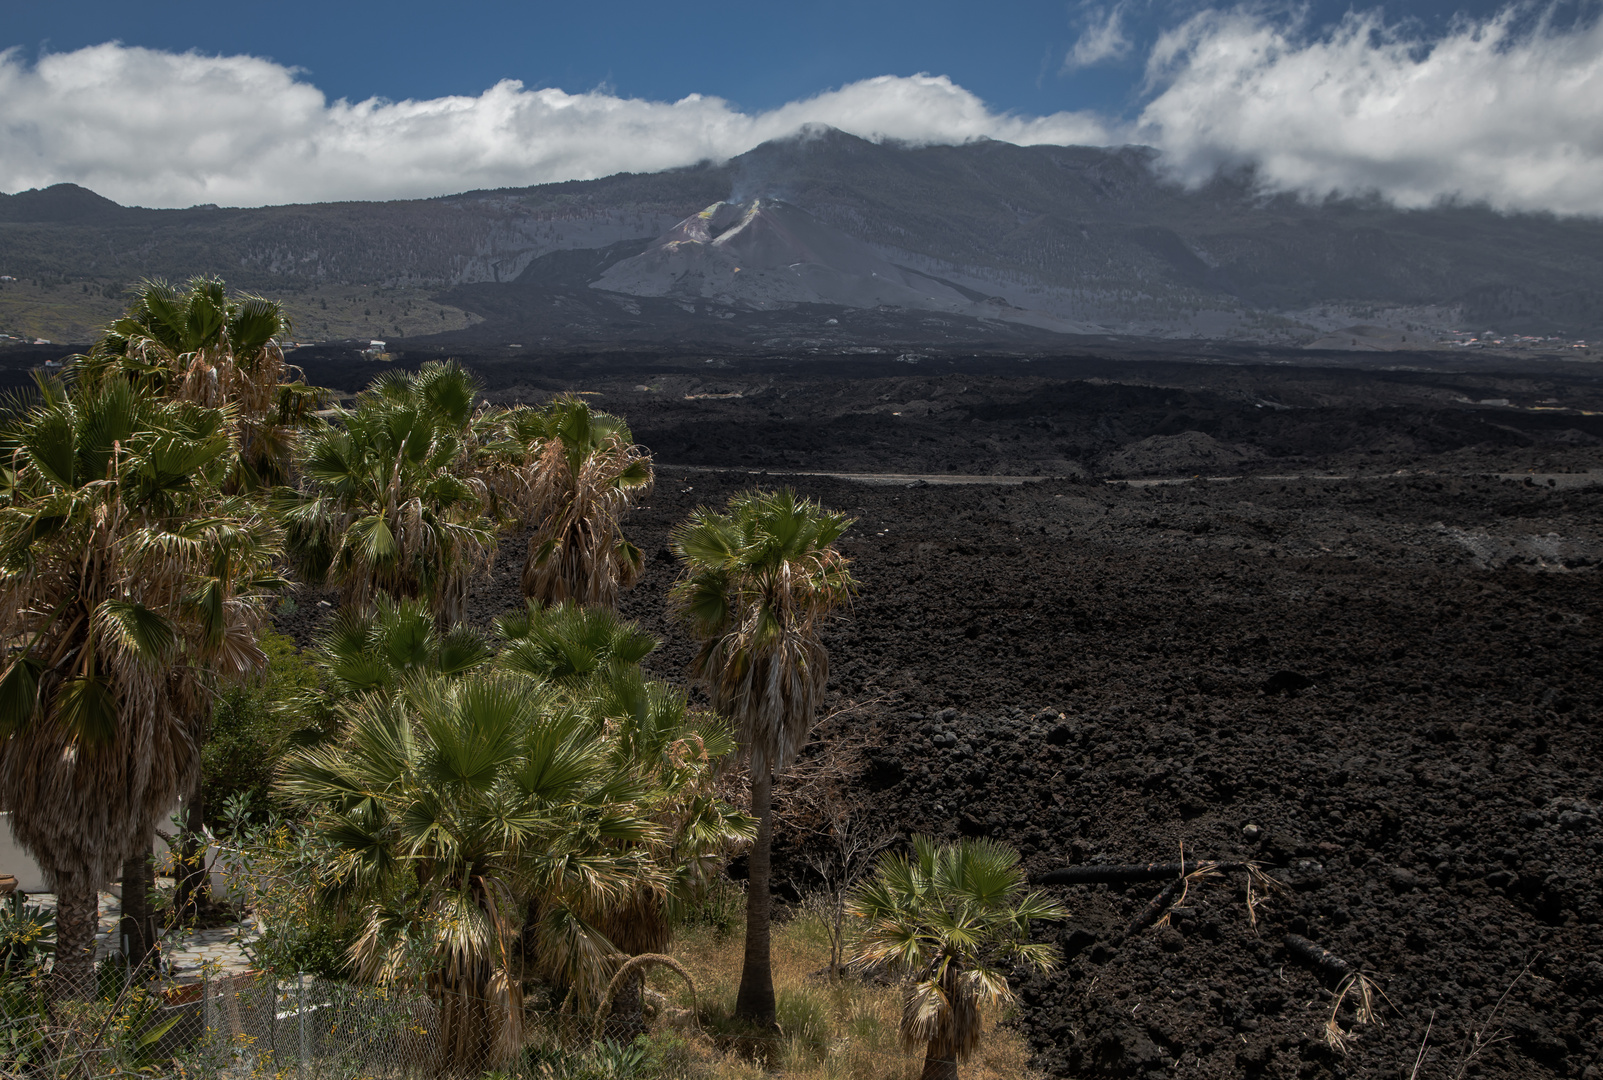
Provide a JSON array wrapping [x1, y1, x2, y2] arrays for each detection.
[[279, 351, 1603, 1080]]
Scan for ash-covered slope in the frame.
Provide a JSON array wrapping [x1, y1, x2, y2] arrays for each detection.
[[8, 128, 1603, 344], [592, 198, 1092, 332]]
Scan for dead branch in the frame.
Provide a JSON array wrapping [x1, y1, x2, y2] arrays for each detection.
[[1125, 877, 1188, 939], [1285, 933, 1355, 985], [1451, 955, 1536, 1080], [1409, 1010, 1437, 1080], [592, 954, 697, 1040]]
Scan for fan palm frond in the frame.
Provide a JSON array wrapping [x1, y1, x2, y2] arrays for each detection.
[[848, 836, 1068, 1072]]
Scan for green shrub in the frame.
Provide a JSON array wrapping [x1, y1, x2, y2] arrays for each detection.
[[249, 905, 357, 980], [202, 631, 326, 820], [0, 896, 53, 981]]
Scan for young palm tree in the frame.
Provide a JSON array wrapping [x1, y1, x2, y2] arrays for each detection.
[[0, 378, 272, 994], [505, 396, 654, 608], [278, 671, 661, 1070], [491, 599, 751, 1021], [581, 665, 754, 1027], [493, 599, 657, 693], [313, 595, 492, 699], [848, 837, 1068, 1080], [670, 488, 855, 1026], [82, 277, 323, 490], [279, 362, 495, 625]]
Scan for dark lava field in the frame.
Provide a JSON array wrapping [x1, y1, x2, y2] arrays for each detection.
[[281, 346, 1603, 1080]]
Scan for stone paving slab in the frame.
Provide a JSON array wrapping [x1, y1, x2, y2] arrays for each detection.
[[20, 888, 259, 981]]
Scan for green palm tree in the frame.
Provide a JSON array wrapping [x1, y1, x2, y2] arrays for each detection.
[[82, 277, 324, 490], [78, 278, 313, 930], [492, 600, 752, 1020], [280, 362, 495, 625], [499, 396, 653, 608], [670, 488, 855, 1026], [493, 599, 657, 692], [581, 665, 754, 1027], [278, 671, 660, 1069], [313, 595, 492, 699], [0, 378, 277, 993], [848, 837, 1068, 1080], [160, 491, 286, 933]]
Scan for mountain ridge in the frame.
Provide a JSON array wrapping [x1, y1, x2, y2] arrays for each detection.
[[4, 129, 1602, 344]]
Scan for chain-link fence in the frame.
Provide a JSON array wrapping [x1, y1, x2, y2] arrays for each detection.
[[3, 973, 710, 1080], [3, 970, 970, 1080]]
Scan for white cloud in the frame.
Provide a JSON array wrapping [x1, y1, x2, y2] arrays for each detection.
[[1135, 7, 1603, 215], [4, 12, 1603, 217], [0, 44, 1111, 208], [1065, 5, 1133, 70]]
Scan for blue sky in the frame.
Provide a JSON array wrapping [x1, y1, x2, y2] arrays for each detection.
[[1, 0, 1532, 118], [2, 0, 1601, 214]]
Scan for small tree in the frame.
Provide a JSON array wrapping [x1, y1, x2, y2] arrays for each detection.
[[671, 488, 854, 1026], [848, 837, 1067, 1080], [278, 671, 658, 1069], [494, 601, 753, 1026], [801, 793, 893, 978]]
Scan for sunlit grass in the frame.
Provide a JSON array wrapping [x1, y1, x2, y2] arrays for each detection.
[[645, 907, 1041, 1079]]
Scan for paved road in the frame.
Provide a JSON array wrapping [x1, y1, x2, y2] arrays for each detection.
[[669, 465, 1603, 489]]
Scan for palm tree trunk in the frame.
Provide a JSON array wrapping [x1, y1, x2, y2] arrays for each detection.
[[919, 1036, 960, 1080], [53, 879, 99, 997], [734, 767, 776, 1026], [119, 854, 157, 974], [609, 968, 648, 1041]]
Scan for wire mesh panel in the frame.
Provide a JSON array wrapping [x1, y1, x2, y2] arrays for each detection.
[[170, 975, 442, 1080], [180, 979, 713, 1078], [4, 973, 943, 1079]]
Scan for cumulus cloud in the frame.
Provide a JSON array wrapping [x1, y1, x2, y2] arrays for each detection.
[[1065, 4, 1133, 70], [4, 11, 1603, 217], [1135, 7, 1603, 215], [0, 44, 1110, 208]]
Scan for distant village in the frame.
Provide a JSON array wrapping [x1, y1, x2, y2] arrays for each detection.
[[1438, 329, 1592, 352]]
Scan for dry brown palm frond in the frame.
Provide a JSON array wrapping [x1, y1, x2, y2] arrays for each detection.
[[530, 899, 626, 1014], [1323, 971, 1389, 1054], [900, 965, 984, 1062], [522, 431, 654, 607], [591, 954, 698, 1039], [701, 620, 832, 780], [1244, 863, 1290, 932]]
